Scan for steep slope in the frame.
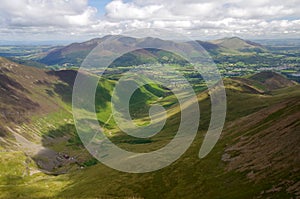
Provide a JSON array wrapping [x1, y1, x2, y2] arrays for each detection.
[[0, 57, 63, 137], [0, 63, 299, 198], [52, 74, 300, 199], [223, 90, 300, 198], [0, 58, 79, 197], [0, 58, 100, 175], [0, 57, 174, 172]]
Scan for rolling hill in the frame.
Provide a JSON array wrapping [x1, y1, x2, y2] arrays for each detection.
[[0, 57, 299, 198], [39, 38, 103, 66], [39, 36, 189, 67], [210, 37, 266, 53], [51, 71, 300, 199], [249, 71, 297, 90]]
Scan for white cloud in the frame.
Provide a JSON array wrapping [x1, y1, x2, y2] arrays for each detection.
[[105, 0, 163, 20], [102, 0, 300, 38], [0, 0, 96, 27], [0, 0, 300, 40], [65, 7, 97, 26]]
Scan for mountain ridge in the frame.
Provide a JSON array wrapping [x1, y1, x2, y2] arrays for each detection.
[[39, 36, 268, 67]]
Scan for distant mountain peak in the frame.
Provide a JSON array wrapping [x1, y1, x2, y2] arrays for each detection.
[[39, 35, 268, 66], [210, 36, 265, 52]]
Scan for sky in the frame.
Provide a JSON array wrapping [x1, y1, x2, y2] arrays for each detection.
[[0, 0, 300, 43]]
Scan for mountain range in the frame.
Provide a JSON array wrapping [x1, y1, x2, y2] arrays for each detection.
[[39, 36, 267, 67]]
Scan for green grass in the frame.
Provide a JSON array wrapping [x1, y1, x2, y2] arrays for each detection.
[[0, 151, 69, 199], [51, 82, 300, 199], [1, 63, 299, 198]]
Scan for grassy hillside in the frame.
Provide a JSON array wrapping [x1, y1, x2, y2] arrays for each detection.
[[0, 58, 99, 188], [53, 75, 300, 199], [0, 57, 67, 137], [0, 58, 299, 198]]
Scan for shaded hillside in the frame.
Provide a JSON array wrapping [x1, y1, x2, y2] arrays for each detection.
[[249, 71, 297, 90], [48, 69, 78, 86], [225, 71, 297, 94]]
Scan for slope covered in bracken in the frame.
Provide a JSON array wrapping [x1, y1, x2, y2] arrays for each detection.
[[0, 57, 64, 138]]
